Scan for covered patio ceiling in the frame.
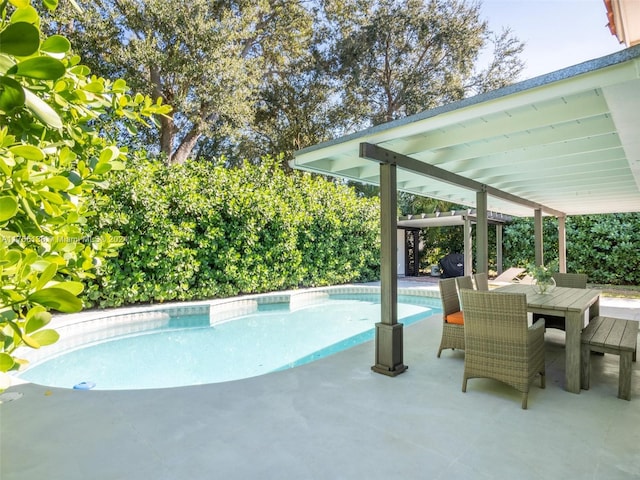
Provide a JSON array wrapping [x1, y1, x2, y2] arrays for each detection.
[[291, 45, 640, 218]]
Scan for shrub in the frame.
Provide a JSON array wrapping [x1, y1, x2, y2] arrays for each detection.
[[83, 156, 380, 307], [502, 214, 640, 285]]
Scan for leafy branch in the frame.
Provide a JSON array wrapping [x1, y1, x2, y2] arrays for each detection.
[[0, 0, 170, 389]]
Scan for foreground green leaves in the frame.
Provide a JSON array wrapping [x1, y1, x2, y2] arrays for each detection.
[[0, 0, 171, 389], [9, 56, 66, 80], [0, 22, 40, 57]]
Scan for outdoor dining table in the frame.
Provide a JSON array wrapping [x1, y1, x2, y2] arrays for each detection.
[[494, 283, 601, 394]]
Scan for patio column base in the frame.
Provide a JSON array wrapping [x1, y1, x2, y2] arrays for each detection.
[[371, 322, 407, 377]]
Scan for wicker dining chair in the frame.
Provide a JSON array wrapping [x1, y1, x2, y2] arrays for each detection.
[[437, 278, 465, 358], [455, 275, 474, 291], [473, 273, 489, 291], [459, 290, 546, 409], [533, 272, 588, 330]]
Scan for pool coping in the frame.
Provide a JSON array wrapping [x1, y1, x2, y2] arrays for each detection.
[[10, 284, 441, 386], [45, 283, 440, 326]]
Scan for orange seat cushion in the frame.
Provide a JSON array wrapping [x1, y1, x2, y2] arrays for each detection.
[[445, 311, 464, 325]]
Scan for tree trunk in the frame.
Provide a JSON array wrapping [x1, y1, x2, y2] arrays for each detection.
[[148, 64, 178, 162], [159, 114, 175, 161], [169, 125, 203, 165]]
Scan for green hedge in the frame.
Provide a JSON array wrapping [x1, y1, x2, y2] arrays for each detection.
[[83, 157, 380, 307], [417, 214, 640, 286], [83, 155, 638, 308], [502, 214, 640, 285]]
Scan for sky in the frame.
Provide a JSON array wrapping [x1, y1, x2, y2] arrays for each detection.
[[479, 0, 625, 80]]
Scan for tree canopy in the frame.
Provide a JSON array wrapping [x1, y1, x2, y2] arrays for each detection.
[[325, 0, 524, 126], [44, 0, 525, 165], [45, 0, 316, 165]]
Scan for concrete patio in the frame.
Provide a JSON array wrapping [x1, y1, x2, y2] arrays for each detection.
[[1, 281, 639, 480]]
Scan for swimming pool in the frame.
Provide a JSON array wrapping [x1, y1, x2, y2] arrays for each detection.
[[15, 286, 440, 390]]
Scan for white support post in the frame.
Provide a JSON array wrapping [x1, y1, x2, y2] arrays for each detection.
[[558, 215, 567, 273], [496, 224, 503, 275], [476, 190, 488, 273], [534, 209, 544, 266], [464, 216, 472, 275]]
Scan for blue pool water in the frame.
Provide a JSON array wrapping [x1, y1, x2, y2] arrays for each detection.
[[18, 294, 439, 390]]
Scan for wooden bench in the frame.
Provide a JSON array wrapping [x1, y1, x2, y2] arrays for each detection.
[[581, 316, 638, 400]]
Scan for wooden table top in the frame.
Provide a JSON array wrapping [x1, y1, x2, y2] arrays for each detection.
[[494, 284, 601, 313]]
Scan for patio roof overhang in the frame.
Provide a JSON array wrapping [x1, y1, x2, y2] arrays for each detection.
[[398, 210, 513, 276], [291, 45, 640, 218], [291, 44, 640, 378], [397, 210, 512, 229]]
